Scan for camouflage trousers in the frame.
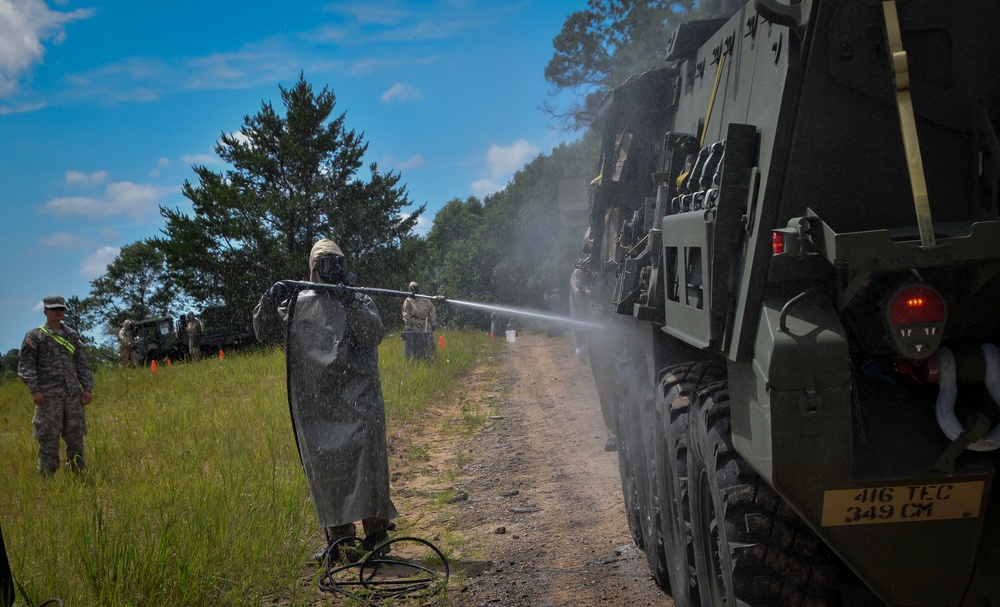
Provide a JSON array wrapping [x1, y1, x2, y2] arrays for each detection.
[[33, 391, 88, 474], [118, 344, 139, 368], [189, 337, 201, 362]]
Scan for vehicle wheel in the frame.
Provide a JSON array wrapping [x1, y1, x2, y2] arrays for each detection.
[[688, 385, 844, 607], [654, 361, 726, 606]]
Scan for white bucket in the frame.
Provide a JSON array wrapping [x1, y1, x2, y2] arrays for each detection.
[[505, 329, 516, 343]]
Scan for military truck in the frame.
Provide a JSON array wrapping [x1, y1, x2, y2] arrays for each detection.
[[130, 316, 185, 365], [579, 1, 1000, 605], [196, 306, 256, 356]]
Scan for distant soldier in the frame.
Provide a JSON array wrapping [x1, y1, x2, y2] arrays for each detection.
[[17, 295, 94, 475], [185, 312, 203, 362], [544, 287, 567, 337], [117, 319, 140, 368], [402, 282, 436, 332]]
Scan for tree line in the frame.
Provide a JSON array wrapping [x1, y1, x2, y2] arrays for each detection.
[[2, 0, 720, 373]]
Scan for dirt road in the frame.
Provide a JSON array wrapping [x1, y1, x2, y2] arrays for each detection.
[[439, 333, 673, 607]]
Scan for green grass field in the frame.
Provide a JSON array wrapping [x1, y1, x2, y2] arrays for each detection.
[[0, 329, 497, 606]]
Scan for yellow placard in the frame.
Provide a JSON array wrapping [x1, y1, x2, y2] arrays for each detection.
[[821, 481, 984, 527]]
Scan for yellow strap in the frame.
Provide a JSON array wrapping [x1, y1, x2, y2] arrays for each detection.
[[701, 52, 727, 148], [677, 52, 728, 188], [882, 0, 936, 248], [39, 325, 75, 355]]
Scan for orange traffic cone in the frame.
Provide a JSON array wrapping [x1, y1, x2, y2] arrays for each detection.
[[439, 335, 446, 349], [167, 359, 172, 367], [151, 360, 159, 374], [219, 349, 225, 360]]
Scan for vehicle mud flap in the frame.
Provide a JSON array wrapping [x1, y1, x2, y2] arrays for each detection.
[[654, 360, 726, 606], [612, 342, 648, 551], [687, 384, 853, 607]]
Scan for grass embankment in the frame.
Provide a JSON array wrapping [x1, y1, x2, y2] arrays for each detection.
[[0, 330, 499, 606]]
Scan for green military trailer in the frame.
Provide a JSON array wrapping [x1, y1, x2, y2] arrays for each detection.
[[579, 0, 1000, 605]]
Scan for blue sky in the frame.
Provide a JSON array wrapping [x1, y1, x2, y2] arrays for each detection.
[[0, 0, 587, 354]]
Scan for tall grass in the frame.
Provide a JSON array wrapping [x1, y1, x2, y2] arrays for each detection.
[[0, 329, 496, 606]]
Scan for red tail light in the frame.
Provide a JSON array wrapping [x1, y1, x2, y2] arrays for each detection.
[[889, 286, 945, 325], [772, 230, 786, 255], [884, 284, 946, 360], [771, 227, 800, 256]]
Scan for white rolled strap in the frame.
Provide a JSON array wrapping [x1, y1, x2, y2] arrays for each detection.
[[934, 345, 1000, 452]]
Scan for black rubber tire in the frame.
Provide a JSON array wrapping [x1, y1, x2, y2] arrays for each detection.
[[654, 361, 727, 606], [608, 343, 673, 589], [688, 385, 844, 607]]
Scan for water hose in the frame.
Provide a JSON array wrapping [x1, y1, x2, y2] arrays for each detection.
[[317, 535, 449, 605]]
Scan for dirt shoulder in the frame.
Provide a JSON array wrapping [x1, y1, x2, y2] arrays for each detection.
[[390, 333, 674, 607]]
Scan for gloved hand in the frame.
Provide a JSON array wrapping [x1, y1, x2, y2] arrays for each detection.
[[330, 285, 355, 306], [265, 281, 290, 300]]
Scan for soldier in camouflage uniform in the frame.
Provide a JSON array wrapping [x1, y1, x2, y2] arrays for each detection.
[[17, 295, 94, 475], [117, 319, 139, 368], [185, 312, 203, 362]]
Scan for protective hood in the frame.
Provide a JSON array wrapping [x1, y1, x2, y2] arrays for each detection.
[[309, 239, 345, 283]]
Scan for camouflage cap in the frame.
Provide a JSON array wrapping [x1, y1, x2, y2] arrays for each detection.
[[42, 295, 67, 310]]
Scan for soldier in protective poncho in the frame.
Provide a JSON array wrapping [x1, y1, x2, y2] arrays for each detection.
[[402, 282, 436, 332], [253, 239, 398, 560]]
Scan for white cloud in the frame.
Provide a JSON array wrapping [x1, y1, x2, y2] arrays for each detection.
[[408, 212, 433, 237], [471, 177, 500, 198], [381, 153, 425, 172], [157, 157, 171, 167], [39, 231, 94, 250], [180, 153, 218, 165], [42, 181, 174, 221], [0, 0, 94, 96], [318, 2, 502, 44], [485, 139, 540, 178], [470, 139, 541, 197], [381, 82, 421, 103], [65, 170, 108, 187], [322, 4, 408, 26], [79, 246, 120, 280]]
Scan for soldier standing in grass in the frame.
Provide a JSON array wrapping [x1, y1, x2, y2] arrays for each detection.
[[117, 319, 139, 368], [254, 238, 397, 562], [185, 312, 203, 362], [402, 281, 436, 332], [17, 295, 94, 475]]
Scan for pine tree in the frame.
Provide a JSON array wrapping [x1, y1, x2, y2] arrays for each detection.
[[156, 74, 423, 323]]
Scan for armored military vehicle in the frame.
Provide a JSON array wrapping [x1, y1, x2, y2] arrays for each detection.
[[130, 316, 185, 365], [578, 1, 1000, 605]]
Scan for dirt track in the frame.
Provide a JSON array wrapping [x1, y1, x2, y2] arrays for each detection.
[[438, 333, 673, 607]]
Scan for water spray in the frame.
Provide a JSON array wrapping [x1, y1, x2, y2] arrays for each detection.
[[277, 281, 603, 331], [445, 299, 604, 330]]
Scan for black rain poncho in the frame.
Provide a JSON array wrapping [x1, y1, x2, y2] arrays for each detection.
[[253, 239, 398, 528]]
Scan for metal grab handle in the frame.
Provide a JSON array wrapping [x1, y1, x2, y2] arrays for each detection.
[[753, 0, 804, 31]]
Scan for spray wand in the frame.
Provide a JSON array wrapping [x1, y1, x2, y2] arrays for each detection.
[[275, 280, 447, 302]]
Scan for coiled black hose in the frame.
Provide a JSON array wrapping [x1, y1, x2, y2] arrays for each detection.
[[318, 535, 449, 605]]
